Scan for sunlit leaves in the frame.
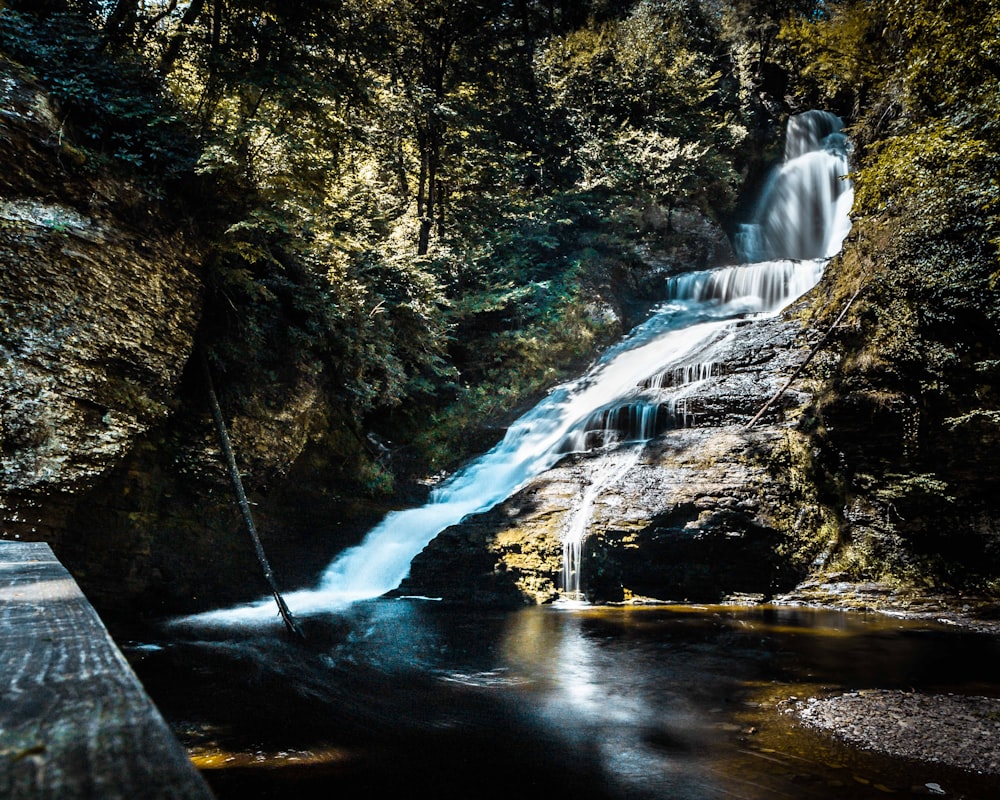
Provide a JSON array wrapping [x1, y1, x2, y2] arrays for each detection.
[[534, 0, 738, 218], [779, 1, 886, 107], [881, 0, 1000, 120], [855, 122, 999, 224]]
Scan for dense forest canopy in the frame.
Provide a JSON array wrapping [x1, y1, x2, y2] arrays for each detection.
[[2, 0, 999, 589]]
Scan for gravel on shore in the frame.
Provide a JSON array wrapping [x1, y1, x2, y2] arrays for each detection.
[[783, 690, 1000, 776]]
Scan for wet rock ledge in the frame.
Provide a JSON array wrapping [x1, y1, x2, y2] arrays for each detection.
[[397, 299, 834, 606], [786, 690, 1000, 777]]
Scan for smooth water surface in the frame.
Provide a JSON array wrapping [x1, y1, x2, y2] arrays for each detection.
[[130, 604, 1000, 800]]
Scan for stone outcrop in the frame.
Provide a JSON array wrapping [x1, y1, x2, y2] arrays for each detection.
[[0, 59, 202, 518], [0, 55, 370, 612], [397, 304, 835, 606], [0, 197, 201, 492], [0, 59, 359, 614], [0, 59, 230, 611]]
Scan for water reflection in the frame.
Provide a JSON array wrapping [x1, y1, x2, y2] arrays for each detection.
[[134, 603, 1000, 800], [501, 609, 725, 797]]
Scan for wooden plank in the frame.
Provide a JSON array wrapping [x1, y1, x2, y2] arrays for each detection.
[[0, 542, 214, 800]]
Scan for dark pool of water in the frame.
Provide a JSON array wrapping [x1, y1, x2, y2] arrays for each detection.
[[122, 603, 1000, 800]]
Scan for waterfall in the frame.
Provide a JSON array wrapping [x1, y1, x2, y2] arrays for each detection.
[[560, 259, 824, 452], [180, 111, 852, 625], [735, 110, 853, 263], [561, 446, 643, 605]]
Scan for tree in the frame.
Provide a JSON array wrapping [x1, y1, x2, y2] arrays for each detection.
[[535, 0, 740, 220]]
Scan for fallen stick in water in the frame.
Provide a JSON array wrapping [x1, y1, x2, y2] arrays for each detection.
[[201, 349, 304, 639]]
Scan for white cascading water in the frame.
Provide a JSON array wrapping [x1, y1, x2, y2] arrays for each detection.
[[736, 109, 853, 263], [561, 445, 643, 604], [181, 111, 852, 625]]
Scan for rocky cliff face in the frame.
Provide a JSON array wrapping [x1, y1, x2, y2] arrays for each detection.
[[0, 59, 201, 536], [396, 303, 836, 606], [0, 59, 344, 614], [0, 57, 267, 615], [0, 58, 357, 613], [0, 199, 201, 493], [791, 234, 1000, 600]]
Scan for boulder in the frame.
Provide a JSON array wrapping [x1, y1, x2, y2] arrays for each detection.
[[398, 307, 832, 605]]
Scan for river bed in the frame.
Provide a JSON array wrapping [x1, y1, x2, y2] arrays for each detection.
[[120, 603, 1000, 800]]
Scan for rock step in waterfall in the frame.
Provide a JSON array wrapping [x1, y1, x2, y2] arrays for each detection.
[[179, 111, 853, 625]]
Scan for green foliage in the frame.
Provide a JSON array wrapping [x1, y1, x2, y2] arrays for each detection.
[[882, 0, 1000, 121], [781, 1, 1000, 142], [779, 1, 885, 113], [854, 123, 1000, 228], [874, 473, 955, 507], [0, 6, 197, 185], [404, 191, 628, 468], [534, 1, 743, 219]]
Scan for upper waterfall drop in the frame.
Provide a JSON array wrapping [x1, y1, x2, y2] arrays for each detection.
[[736, 110, 853, 263], [175, 110, 854, 626]]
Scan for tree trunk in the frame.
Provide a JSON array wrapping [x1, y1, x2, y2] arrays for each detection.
[[158, 0, 207, 74], [137, 0, 179, 45], [200, 351, 303, 639], [416, 127, 431, 255], [101, 0, 140, 49], [417, 133, 436, 255]]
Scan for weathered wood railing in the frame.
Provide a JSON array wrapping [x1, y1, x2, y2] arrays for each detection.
[[0, 542, 214, 799]]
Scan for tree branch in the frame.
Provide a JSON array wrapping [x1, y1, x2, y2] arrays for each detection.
[[745, 283, 865, 430], [200, 349, 304, 639]]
